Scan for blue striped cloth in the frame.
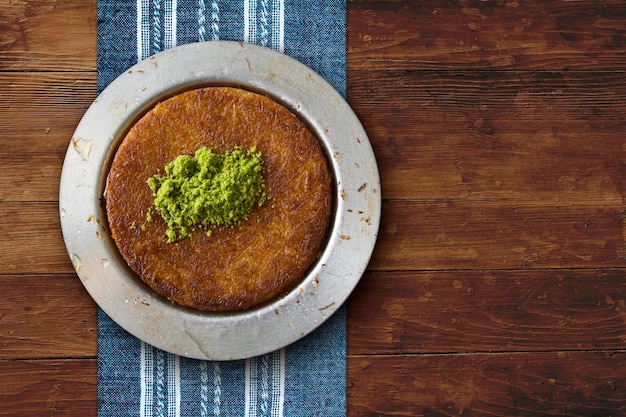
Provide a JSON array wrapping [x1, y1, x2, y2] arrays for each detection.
[[97, 1, 346, 416]]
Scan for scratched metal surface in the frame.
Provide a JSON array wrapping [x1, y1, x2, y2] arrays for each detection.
[[59, 42, 380, 360]]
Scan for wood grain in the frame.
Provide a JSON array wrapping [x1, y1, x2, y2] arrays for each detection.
[[4, 0, 626, 72], [0, 359, 97, 416], [348, 70, 626, 201], [0, 203, 73, 275], [348, 0, 626, 71], [349, 269, 626, 354], [0, 0, 96, 71], [2, 353, 624, 416], [3, 70, 626, 203], [372, 200, 626, 271], [347, 351, 626, 416], [5, 269, 625, 361], [3, 199, 624, 275], [0, 275, 96, 360], [1, 0, 626, 415], [0, 72, 97, 202]]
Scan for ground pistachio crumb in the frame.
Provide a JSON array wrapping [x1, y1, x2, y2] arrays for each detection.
[[146, 146, 267, 242]]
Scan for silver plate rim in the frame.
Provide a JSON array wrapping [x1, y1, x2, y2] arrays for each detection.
[[59, 41, 380, 360]]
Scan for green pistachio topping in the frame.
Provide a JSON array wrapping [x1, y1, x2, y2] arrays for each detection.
[[147, 146, 267, 242]]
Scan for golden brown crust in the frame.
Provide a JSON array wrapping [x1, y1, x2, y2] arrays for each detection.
[[105, 87, 332, 312]]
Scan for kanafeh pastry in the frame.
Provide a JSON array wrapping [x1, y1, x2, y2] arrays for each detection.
[[104, 86, 333, 312]]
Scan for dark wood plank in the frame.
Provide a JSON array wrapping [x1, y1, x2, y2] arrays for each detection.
[[5, 0, 626, 73], [348, 0, 626, 71], [371, 200, 626, 271], [4, 351, 625, 417], [3, 198, 625, 274], [349, 269, 626, 354], [0, 72, 97, 202], [0, 203, 73, 275], [0, 359, 97, 416], [6, 269, 624, 361], [347, 351, 626, 416], [0, 275, 96, 360], [0, 0, 96, 71], [347, 70, 626, 201], [4, 70, 626, 203]]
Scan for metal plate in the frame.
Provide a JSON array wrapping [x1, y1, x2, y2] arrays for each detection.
[[59, 41, 380, 360]]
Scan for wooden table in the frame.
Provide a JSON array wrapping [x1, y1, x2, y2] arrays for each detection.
[[2, 1, 626, 415]]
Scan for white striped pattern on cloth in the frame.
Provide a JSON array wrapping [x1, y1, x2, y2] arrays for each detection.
[[213, 362, 222, 416], [198, 0, 220, 42], [140, 345, 286, 416], [139, 0, 284, 60], [245, 349, 285, 417], [210, 0, 220, 41], [198, 0, 206, 41], [199, 360, 209, 417], [137, 0, 178, 61], [140, 342, 181, 417], [198, 360, 223, 417], [244, 0, 284, 52], [135, 2, 287, 415]]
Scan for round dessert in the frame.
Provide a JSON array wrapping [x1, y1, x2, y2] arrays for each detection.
[[104, 86, 333, 312]]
